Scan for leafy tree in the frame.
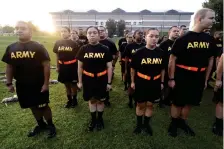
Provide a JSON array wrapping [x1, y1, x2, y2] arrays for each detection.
[[117, 20, 126, 37], [106, 19, 117, 37], [2, 25, 14, 33]]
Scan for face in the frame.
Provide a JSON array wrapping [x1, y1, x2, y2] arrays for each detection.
[[124, 31, 129, 36], [214, 32, 221, 39], [146, 30, 160, 47], [98, 27, 106, 38], [15, 22, 32, 41], [179, 27, 187, 36], [87, 27, 99, 44], [163, 36, 168, 41], [71, 30, 79, 40], [135, 31, 143, 40], [200, 11, 216, 29], [79, 29, 84, 35], [126, 35, 133, 43], [169, 27, 179, 39], [61, 28, 70, 39]]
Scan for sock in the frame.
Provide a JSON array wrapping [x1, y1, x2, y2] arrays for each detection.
[[91, 112, 97, 122], [106, 92, 110, 101], [171, 117, 178, 126], [98, 111, 104, 120], [72, 95, 77, 100], [67, 95, 72, 101], [216, 117, 223, 129], [124, 81, 127, 87], [37, 117, 45, 126], [136, 115, 143, 127], [46, 118, 53, 126], [129, 95, 132, 103], [144, 116, 151, 126]]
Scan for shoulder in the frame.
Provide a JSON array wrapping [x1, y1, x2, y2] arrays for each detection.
[[7, 42, 18, 49], [29, 41, 45, 49], [99, 43, 110, 51], [135, 46, 146, 54]]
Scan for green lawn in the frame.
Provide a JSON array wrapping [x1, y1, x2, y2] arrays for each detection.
[[0, 36, 223, 149]]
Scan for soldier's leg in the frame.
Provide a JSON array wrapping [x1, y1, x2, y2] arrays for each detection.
[[64, 83, 72, 108], [42, 105, 56, 138], [88, 99, 97, 131], [96, 100, 105, 131], [168, 104, 182, 137], [134, 102, 146, 134], [144, 102, 153, 136], [213, 102, 223, 136], [71, 83, 78, 107]]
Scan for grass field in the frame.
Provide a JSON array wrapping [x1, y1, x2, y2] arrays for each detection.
[[0, 36, 223, 149]]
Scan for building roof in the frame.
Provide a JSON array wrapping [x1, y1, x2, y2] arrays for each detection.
[[50, 8, 193, 15]]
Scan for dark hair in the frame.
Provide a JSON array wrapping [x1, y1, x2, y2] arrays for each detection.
[[180, 25, 186, 28], [169, 26, 178, 31], [86, 26, 100, 34], [145, 28, 159, 35], [133, 29, 143, 37], [71, 29, 78, 34], [98, 26, 106, 30], [62, 27, 70, 33], [158, 35, 167, 44], [16, 21, 32, 31]]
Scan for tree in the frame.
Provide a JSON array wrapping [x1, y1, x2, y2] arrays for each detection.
[[2, 25, 14, 33], [117, 20, 126, 37], [106, 19, 117, 38], [203, 0, 223, 30], [27, 21, 39, 32]]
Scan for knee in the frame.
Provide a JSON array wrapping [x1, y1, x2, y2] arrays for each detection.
[[90, 99, 97, 104], [137, 103, 146, 110], [146, 102, 153, 109]]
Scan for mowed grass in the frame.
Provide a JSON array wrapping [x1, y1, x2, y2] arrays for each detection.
[[0, 36, 223, 149]]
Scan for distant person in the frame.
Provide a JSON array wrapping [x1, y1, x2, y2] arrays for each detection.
[[53, 27, 80, 108], [1, 21, 56, 138], [78, 28, 88, 45], [179, 25, 188, 36], [158, 35, 168, 45], [76, 26, 113, 131], [118, 30, 129, 49], [98, 26, 118, 107], [71, 29, 84, 48]]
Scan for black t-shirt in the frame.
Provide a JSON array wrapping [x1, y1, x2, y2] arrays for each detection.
[[159, 39, 175, 67], [214, 38, 223, 57], [123, 42, 146, 60], [1, 41, 50, 84], [119, 43, 128, 59], [76, 43, 113, 73], [171, 31, 217, 68], [130, 47, 165, 76], [99, 39, 118, 56], [118, 38, 127, 49], [79, 35, 88, 45], [53, 39, 80, 61]]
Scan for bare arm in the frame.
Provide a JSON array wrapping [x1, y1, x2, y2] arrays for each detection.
[[112, 53, 118, 66], [168, 54, 177, 79], [6, 64, 13, 84], [107, 61, 113, 83], [42, 61, 50, 86], [216, 54, 223, 81], [161, 69, 165, 83], [205, 56, 214, 82], [78, 60, 83, 83], [131, 68, 135, 83]]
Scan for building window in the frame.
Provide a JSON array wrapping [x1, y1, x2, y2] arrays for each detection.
[[125, 22, 131, 25], [101, 22, 104, 25], [139, 22, 142, 25], [95, 22, 98, 25], [133, 22, 136, 25]]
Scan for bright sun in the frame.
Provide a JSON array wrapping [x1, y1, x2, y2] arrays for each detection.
[[34, 14, 55, 33]]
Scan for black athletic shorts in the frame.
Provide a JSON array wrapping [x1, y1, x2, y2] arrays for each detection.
[[213, 85, 223, 104], [171, 68, 205, 107], [16, 82, 49, 109], [58, 63, 78, 84], [121, 61, 125, 73], [134, 77, 161, 103], [82, 75, 107, 101]]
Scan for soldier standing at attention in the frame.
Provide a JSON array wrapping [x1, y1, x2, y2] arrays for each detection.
[[2, 21, 56, 138], [168, 8, 216, 137]]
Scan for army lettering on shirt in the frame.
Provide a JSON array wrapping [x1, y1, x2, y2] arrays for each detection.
[[1, 41, 50, 83], [130, 47, 165, 76], [99, 39, 118, 56], [76, 43, 113, 73], [171, 31, 217, 68], [53, 39, 80, 61], [123, 42, 146, 60]]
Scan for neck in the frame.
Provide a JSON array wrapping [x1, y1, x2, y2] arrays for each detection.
[[100, 36, 106, 40], [192, 25, 203, 33], [146, 44, 156, 50], [90, 42, 99, 45], [19, 39, 31, 43], [169, 37, 175, 41]]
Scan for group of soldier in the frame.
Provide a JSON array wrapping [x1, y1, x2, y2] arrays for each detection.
[[1, 8, 223, 140]]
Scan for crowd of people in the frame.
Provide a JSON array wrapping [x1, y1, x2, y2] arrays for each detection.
[[1, 8, 223, 140]]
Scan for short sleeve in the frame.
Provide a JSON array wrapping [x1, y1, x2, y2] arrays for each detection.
[[76, 46, 85, 62], [124, 44, 131, 58], [1, 46, 12, 64], [161, 51, 166, 69], [38, 44, 50, 62], [53, 41, 59, 53], [110, 42, 118, 56], [170, 38, 182, 57], [105, 49, 113, 62], [210, 39, 221, 58], [130, 52, 138, 70]]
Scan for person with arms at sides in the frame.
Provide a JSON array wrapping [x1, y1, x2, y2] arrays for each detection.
[[98, 26, 118, 107], [168, 8, 216, 137], [78, 28, 88, 45], [119, 33, 133, 90], [212, 53, 223, 136], [53, 27, 80, 108], [159, 26, 179, 108], [71, 29, 84, 48], [76, 26, 113, 131], [123, 30, 145, 108], [179, 25, 188, 37], [118, 30, 129, 50], [130, 28, 165, 135], [1, 21, 56, 138]]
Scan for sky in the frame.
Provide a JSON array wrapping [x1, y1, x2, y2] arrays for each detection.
[[0, 0, 205, 32]]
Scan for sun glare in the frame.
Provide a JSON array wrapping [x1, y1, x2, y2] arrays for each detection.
[[34, 14, 55, 33]]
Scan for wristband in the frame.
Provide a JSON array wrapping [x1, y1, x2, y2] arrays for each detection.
[[6, 83, 13, 87]]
